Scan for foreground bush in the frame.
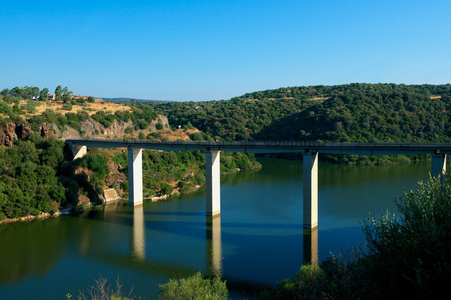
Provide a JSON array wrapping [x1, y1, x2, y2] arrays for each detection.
[[76, 276, 133, 300], [273, 264, 329, 299], [361, 176, 451, 299], [159, 272, 228, 300]]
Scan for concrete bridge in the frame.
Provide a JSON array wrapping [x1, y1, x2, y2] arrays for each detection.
[[66, 139, 449, 229]]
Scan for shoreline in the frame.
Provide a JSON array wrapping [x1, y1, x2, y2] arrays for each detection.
[[0, 211, 65, 225]]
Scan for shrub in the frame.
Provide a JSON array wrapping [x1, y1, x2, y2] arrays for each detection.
[[360, 177, 451, 299], [77, 276, 133, 300], [159, 272, 228, 300], [159, 182, 173, 195], [62, 103, 73, 111], [273, 265, 329, 299]]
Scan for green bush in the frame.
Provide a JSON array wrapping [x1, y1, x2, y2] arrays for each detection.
[[273, 265, 329, 299], [62, 103, 73, 111], [360, 177, 451, 299], [159, 272, 228, 300], [159, 182, 173, 195]]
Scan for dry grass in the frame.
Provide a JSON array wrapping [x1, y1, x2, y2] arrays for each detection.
[[18, 98, 131, 118]]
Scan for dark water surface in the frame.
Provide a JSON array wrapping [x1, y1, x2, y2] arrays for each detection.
[[0, 158, 430, 299]]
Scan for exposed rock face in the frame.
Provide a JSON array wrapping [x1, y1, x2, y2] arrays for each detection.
[[81, 119, 135, 137], [52, 116, 169, 139], [15, 124, 33, 139], [0, 123, 17, 147], [0, 122, 53, 147], [0, 115, 169, 146]]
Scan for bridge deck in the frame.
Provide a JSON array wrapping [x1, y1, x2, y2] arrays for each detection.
[[66, 139, 451, 155]]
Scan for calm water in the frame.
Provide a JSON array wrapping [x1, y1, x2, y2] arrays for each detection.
[[0, 158, 430, 299]]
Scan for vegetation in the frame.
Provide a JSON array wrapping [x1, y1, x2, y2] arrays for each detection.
[[143, 83, 451, 165], [0, 135, 67, 220], [75, 276, 133, 300], [0, 85, 159, 134], [145, 83, 450, 143], [159, 272, 228, 300]]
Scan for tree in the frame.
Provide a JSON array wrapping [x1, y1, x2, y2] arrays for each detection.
[[55, 85, 62, 101], [62, 86, 73, 103], [39, 88, 49, 101]]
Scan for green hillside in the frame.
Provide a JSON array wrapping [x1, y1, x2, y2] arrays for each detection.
[[148, 83, 451, 144]]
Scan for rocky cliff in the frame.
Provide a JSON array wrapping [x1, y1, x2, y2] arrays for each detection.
[[0, 122, 54, 147], [0, 115, 169, 146]]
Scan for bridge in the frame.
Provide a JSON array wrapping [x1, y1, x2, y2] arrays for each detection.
[[66, 139, 449, 229]]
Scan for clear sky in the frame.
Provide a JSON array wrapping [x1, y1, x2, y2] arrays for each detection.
[[1, 0, 450, 101]]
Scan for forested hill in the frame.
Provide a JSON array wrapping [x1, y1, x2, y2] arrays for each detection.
[[147, 83, 451, 143]]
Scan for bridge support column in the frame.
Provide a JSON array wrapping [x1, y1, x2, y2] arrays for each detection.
[[70, 144, 87, 160], [303, 152, 318, 229], [128, 147, 143, 206], [206, 150, 221, 216], [431, 153, 447, 185]]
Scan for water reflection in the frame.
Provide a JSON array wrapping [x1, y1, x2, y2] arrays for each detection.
[[132, 204, 145, 260], [303, 228, 318, 265], [0, 218, 66, 284], [206, 215, 222, 275]]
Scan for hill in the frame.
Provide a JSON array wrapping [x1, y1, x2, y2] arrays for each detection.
[[144, 83, 451, 143]]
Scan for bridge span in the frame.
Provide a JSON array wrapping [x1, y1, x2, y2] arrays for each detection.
[[66, 139, 449, 229]]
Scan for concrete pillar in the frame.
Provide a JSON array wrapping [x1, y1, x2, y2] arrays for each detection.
[[205, 150, 221, 216], [128, 147, 143, 206], [303, 152, 319, 229], [70, 144, 87, 160], [431, 153, 447, 185], [206, 215, 222, 275], [303, 227, 318, 266]]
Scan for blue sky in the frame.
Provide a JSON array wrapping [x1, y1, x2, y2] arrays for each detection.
[[1, 0, 450, 101]]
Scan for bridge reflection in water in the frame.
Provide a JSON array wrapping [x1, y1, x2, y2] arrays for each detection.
[[132, 204, 145, 260], [123, 204, 318, 270], [206, 215, 222, 275]]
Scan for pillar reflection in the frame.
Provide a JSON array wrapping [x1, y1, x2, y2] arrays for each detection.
[[131, 204, 145, 261], [303, 227, 318, 265], [206, 215, 222, 275]]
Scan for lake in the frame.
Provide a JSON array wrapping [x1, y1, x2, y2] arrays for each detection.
[[0, 158, 431, 299]]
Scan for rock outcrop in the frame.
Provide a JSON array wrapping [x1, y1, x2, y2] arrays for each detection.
[[0, 115, 169, 146], [0, 123, 17, 147], [0, 122, 54, 147]]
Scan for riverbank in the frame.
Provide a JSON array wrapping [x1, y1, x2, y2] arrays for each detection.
[[0, 211, 66, 225]]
